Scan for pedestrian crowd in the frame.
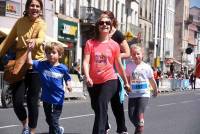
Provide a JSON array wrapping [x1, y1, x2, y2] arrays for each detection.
[[0, 0, 159, 134]]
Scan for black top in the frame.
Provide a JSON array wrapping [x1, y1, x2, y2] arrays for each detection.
[[111, 30, 125, 45]]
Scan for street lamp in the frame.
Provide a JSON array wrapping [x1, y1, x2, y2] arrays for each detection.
[[181, 51, 183, 71]]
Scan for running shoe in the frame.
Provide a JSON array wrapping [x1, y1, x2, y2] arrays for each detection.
[[59, 126, 64, 134], [22, 127, 30, 134], [118, 132, 128, 134], [106, 123, 111, 134]]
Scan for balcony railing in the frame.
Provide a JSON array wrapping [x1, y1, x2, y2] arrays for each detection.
[[80, 6, 102, 24]]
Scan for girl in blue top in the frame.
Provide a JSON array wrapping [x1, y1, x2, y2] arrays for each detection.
[[27, 42, 72, 134]]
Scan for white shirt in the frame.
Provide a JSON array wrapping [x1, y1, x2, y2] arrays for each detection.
[[126, 61, 153, 98]]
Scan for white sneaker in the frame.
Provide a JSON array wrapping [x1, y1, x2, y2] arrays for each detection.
[[59, 126, 64, 134], [118, 132, 128, 134], [106, 123, 111, 134], [22, 127, 30, 134]]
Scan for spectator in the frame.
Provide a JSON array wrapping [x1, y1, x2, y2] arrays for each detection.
[[189, 73, 196, 90]]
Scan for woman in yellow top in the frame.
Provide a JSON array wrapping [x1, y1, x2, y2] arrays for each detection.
[[0, 0, 46, 134]]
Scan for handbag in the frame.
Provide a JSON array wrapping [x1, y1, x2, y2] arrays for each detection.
[[3, 51, 29, 84]]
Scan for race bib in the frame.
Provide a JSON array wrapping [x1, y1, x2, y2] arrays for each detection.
[[131, 82, 148, 93]]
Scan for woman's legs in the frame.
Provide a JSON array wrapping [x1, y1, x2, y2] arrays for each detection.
[[25, 71, 41, 133], [12, 80, 27, 128], [88, 80, 118, 134], [110, 80, 127, 133]]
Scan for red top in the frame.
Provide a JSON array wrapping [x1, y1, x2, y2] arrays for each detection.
[[84, 39, 120, 84]]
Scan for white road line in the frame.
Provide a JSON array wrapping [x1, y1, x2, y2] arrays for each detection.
[[0, 125, 20, 129], [60, 113, 94, 120], [180, 100, 195, 103], [157, 102, 177, 107]]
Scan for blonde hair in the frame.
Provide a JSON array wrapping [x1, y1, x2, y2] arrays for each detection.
[[130, 44, 142, 51], [44, 42, 64, 57]]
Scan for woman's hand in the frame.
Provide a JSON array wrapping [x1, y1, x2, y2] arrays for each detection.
[[124, 83, 131, 93], [26, 39, 36, 50], [86, 77, 93, 87]]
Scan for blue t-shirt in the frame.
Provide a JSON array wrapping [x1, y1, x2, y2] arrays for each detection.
[[33, 60, 71, 105]]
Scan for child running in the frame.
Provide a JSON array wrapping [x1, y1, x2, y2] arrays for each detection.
[[27, 42, 72, 134], [125, 45, 158, 134]]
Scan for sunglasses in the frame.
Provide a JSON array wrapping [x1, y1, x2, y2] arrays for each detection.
[[98, 21, 111, 26]]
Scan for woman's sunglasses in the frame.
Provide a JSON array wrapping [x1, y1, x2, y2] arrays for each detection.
[[98, 21, 111, 26]]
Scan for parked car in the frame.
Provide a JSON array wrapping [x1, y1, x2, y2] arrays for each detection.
[[0, 72, 12, 108]]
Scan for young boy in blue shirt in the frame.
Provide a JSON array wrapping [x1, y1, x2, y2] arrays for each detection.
[[27, 42, 72, 134]]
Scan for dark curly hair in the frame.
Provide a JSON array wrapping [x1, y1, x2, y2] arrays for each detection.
[[94, 15, 112, 39], [23, 0, 43, 17], [101, 10, 118, 28]]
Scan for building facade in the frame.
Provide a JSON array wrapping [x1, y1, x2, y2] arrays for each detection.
[[151, 0, 176, 73], [174, 0, 190, 71], [188, 6, 200, 68], [0, 0, 146, 71], [138, 0, 154, 64]]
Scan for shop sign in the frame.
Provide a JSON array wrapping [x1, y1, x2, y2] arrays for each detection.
[[5, 0, 21, 17], [58, 18, 78, 43]]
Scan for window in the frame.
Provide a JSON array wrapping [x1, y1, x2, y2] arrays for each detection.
[[140, 7, 142, 16], [121, 4, 125, 23], [59, 0, 64, 14], [115, 1, 119, 19], [107, 0, 110, 10]]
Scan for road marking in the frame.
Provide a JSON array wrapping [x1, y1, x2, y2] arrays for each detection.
[[157, 102, 177, 107], [0, 125, 20, 129], [60, 113, 94, 120], [180, 100, 195, 103]]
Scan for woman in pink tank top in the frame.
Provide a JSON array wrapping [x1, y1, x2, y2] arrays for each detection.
[[83, 15, 131, 134]]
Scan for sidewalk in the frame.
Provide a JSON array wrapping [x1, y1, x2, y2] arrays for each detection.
[[158, 78, 200, 93]]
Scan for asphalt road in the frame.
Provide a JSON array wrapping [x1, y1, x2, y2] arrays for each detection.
[[0, 90, 200, 134]]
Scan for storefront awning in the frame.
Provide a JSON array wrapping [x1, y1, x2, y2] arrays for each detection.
[[0, 27, 10, 37], [45, 35, 68, 48]]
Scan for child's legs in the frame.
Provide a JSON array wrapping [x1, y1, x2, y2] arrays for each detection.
[[134, 97, 149, 133], [43, 102, 63, 134], [128, 98, 138, 127]]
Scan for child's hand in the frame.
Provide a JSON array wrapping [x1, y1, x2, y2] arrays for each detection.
[[124, 83, 131, 93], [65, 86, 72, 92], [152, 88, 158, 97]]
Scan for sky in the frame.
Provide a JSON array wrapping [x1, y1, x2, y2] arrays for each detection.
[[190, 0, 200, 8]]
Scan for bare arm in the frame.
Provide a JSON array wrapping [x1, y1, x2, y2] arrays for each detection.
[[65, 80, 72, 92], [120, 40, 130, 59], [27, 49, 33, 65], [149, 77, 158, 97], [83, 54, 93, 87], [115, 55, 131, 92]]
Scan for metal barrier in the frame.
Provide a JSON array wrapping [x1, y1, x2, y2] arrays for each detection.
[[0, 71, 7, 90], [64, 74, 85, 99], [159, 78, 191, 92]]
